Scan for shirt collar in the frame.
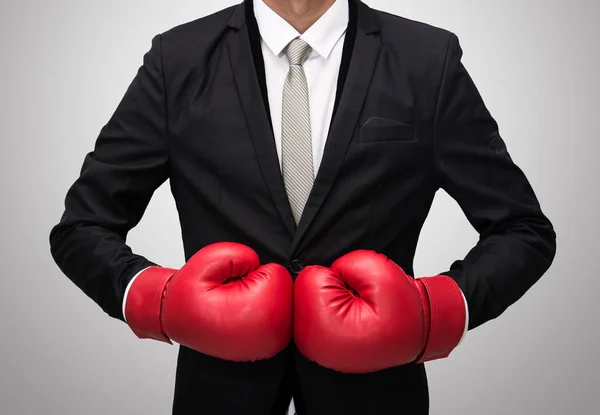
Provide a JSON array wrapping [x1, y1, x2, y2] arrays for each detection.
[[253, 0, 349, 59]]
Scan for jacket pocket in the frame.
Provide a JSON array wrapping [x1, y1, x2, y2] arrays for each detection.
[[358, 116, 416, 143]]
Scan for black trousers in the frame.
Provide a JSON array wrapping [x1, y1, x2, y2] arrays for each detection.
[[172, 344, 429, 415]]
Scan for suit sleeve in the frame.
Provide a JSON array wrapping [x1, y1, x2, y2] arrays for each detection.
[[433, 32, 557, 330], [49, 33, 169, 322]]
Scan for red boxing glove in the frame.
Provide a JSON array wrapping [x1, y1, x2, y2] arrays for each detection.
[[125, 242, 293, 362], [293, 250, 466, 373]]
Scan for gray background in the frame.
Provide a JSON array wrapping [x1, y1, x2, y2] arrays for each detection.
[[1, 0, 598, 413]]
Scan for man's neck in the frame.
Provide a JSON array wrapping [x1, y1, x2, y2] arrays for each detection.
[[262, 0, 337, 33]]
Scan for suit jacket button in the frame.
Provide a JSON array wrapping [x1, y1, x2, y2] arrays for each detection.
[[289, 259, 304, 275]]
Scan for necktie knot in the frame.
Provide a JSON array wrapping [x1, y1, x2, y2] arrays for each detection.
[[285, 38, 312, 66]]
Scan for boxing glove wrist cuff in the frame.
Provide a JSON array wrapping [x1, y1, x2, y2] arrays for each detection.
[[414, 275, 466, 363], [124, 266, 177, 344]]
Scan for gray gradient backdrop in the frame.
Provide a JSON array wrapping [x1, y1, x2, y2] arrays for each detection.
[[1, 0, 598, 414]]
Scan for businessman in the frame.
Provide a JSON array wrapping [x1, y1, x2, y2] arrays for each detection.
[[50, 0, 557, 414]]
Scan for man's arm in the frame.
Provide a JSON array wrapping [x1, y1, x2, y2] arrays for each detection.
[[49, 33, 169, 322], [433, 32, 557, 330]]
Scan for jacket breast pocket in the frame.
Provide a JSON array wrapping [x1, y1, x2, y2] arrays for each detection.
[[358, 117, 416, 143]]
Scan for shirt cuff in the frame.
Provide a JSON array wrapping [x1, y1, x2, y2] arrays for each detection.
[[122, 266, 152, 323], [458, 288, 469, 345]]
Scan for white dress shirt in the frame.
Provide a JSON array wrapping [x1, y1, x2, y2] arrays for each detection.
[[122, 3, 469, 397], [255, 0, 349, 175]]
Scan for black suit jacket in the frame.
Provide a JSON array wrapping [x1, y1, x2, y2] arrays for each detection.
[[50, 1, 556, 414]]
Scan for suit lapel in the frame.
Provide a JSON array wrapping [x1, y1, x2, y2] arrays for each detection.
[[226, 3, 297, 237], [290, 1, 381, 254]]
